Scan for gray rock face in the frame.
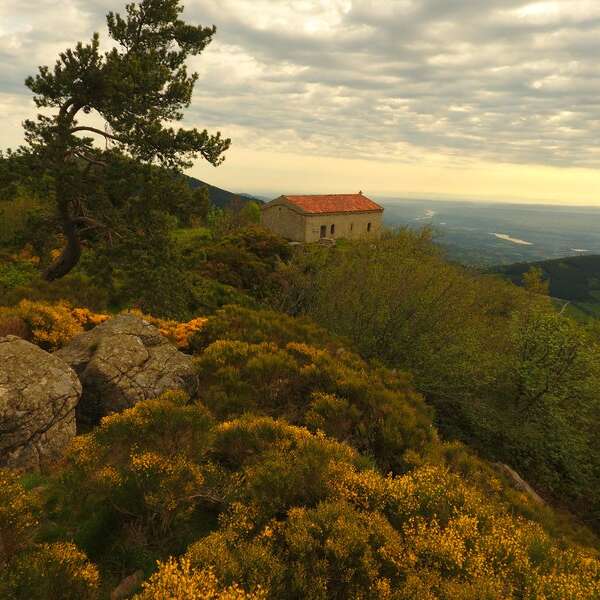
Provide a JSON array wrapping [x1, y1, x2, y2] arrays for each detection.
[[495, 463, 546, 506], [0, 336, 81, 471], [56, 315, 197, 428]]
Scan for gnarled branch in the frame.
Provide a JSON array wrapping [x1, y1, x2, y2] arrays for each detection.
[[70, 126, 124, 143]]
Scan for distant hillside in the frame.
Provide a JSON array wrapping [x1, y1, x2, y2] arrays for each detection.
[[186, 176, 263, 209], [494, 254, 600, 318]]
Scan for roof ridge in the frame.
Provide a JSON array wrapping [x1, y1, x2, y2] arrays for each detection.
[[271, 193, 383, 215], [283, 193, 364, 197]]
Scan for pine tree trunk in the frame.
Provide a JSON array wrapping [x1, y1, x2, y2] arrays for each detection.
[[43, 214, 81, 281]]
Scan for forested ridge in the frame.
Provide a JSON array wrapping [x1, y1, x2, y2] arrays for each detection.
[[494, 255, 600, 319], [1, 0, 599, 597]]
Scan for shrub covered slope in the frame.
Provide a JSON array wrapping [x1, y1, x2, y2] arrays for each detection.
[[1, 298, 599, 598], [2, 189, 600, 598]]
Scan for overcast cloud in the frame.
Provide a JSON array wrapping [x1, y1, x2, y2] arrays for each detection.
[[2, 0, 600, 168]]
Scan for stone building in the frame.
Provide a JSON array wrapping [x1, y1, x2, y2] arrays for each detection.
[[260, 193, 384, 243]]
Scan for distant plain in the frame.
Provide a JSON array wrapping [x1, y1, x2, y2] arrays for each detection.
[[380, 198, 600, 266]]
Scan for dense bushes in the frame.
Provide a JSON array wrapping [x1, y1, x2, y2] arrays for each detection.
[[0, 300, 107, 350], [0, 470, 99, 599], [195, 335, 434, 473], [190, 304, 343, 352], [2, 220, 600, 596], [1, 543, 100, 600], [190, 226, 292, 295], [278, 231, 600, 530], [186, 466, 600, 599], [52, 392, 216, 569], [24, 392, 599, 598]]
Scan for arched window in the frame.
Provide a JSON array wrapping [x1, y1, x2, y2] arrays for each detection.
[[367, 222, 372, 232], [330, 224, 335, 235]]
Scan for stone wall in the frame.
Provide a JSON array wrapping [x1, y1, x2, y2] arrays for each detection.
[[303, 211, 383, 243], [261, 203, 306, 241], [262, 200, 384, 243]]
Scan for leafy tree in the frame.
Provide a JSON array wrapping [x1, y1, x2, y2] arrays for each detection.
[[10, 0, 230, 280], [282, 230, 600, 529], [523, 266, 550, 296]]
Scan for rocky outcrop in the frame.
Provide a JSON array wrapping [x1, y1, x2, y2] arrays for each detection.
[[495, 463, 546, 506], [0, 336, 81, 471], [56, 315, 197, 428], [110, 570, 144, 600]]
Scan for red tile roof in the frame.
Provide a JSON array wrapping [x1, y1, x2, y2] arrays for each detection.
[[278, 193, 383, 215]]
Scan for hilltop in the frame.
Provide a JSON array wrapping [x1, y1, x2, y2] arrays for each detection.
[[186, 175, 263, 209], [1, 0, 599, 594], [2, 222, 600, 598]]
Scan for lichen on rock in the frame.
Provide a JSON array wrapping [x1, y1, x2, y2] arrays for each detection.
[[0, 335, 81, 471], [56, 315, 197, 429]]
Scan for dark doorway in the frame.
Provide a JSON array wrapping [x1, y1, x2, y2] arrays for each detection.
[[320, 225, 327, 238]]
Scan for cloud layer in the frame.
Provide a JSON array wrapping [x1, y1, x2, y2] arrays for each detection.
[[3, 0, 600, 168]]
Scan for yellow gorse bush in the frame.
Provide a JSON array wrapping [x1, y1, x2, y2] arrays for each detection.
[[0, 301, 208, 351], [185, 451, 600, 599], [0, 299, 108, 350], [0, 471, 99, 599], [51, 390, 600, 599], [129, 450, 205, 525], [126, 309, 207, 350], [134, 559, 266, 600], [1, 542, 100, 600], [0, 469, 39, 565]]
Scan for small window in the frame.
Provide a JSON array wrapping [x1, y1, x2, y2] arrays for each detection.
[[330, 224, 335, 235], [350, 223, 354, 232], [367, 222, 372, 232], [320, 225, 327, 238]]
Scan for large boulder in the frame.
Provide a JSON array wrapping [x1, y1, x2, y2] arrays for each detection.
[[0, 336, 81, 471], [56, 315, 197, 428]]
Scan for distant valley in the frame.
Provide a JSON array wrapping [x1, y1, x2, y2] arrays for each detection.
[[380, 198, 600, 266]]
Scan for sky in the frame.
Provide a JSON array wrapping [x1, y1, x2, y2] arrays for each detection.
[[2, 0, 600, 204]]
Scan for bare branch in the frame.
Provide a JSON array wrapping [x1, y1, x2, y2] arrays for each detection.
[[70, 126, 124, 143]]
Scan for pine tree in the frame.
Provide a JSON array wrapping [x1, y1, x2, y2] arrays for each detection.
[[18, 0, 230, 280]]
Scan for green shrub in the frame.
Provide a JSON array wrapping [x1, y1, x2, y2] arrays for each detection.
[[52, 393, 216, 568], [190, 304, 343, 353], [0, 259, 37, 290], [184, 226, 291, 299], [212, 417, 363, 519], [2, 272, 110, 312], [288, 230, 600, 531], [0, 542, 100, 600], [195, 337, 435, 473]]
